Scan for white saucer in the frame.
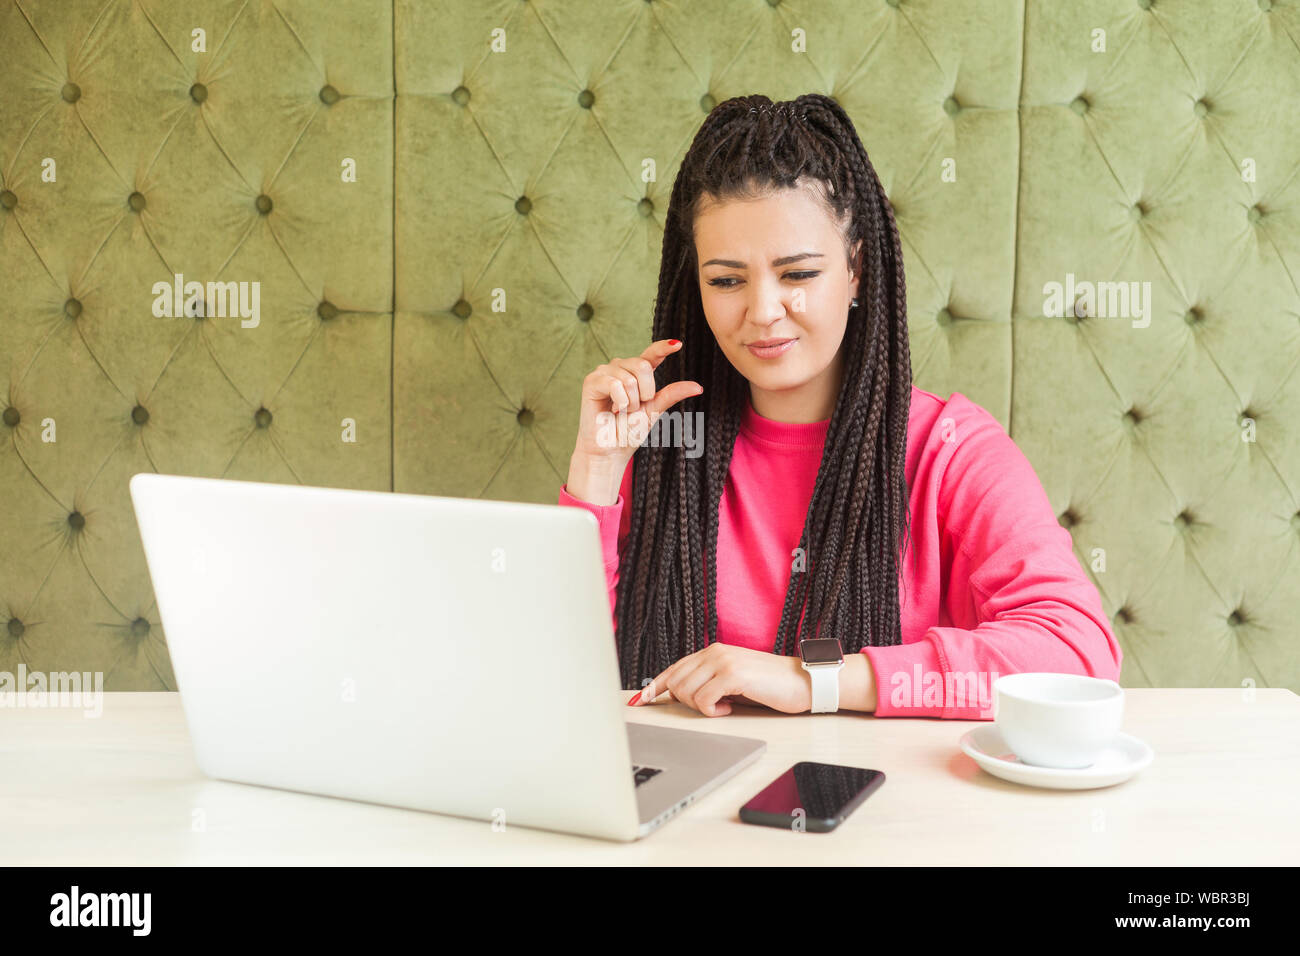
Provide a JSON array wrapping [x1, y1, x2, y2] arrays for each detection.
[[959, 725, 1153, 790]]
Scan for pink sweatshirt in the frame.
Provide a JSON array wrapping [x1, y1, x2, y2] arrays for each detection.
[[558, 385, 1122, 719]]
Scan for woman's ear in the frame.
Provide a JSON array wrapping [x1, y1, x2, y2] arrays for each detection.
[[848, 238, 863, 300]]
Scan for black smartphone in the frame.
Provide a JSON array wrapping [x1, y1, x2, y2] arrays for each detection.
[[739, 761, 884, 833]]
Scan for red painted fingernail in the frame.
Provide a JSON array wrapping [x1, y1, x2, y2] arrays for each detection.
[[628, 691, 642, 706], [668, 339, 680, 347]]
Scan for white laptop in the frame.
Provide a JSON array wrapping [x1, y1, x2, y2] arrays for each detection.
[[128, 472, 765, 842]]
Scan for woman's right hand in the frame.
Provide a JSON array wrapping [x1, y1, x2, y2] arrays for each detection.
[[566, 339, 703, 505]]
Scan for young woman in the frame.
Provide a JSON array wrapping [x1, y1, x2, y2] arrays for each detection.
[[559, 93, 1121, 719]]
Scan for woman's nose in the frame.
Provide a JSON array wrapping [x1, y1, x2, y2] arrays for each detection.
[[750, 276, 790, 321]]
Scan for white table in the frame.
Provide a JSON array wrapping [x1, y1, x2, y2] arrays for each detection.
[[2, 690, 1297, 865]]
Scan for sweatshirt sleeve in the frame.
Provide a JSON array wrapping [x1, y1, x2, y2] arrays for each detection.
[[861, 401, 1122, 720], [557, 458, 635, 634]]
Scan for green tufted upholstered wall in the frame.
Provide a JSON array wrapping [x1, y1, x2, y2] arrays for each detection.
[[1, 0, 1296, 696]]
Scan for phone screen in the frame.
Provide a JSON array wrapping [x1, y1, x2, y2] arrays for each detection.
[[739, 761, 884, 832]]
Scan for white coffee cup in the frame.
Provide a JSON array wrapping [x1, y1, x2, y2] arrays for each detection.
[[993, 673, 1124, 769]]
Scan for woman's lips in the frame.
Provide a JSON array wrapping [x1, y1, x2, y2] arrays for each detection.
[[746, 338, 797, 359]]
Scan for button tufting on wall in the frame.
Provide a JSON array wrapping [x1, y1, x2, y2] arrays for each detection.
[[1227, 609, 1244, 627], [131, 617, 151, 638], [15, 8, 1293, 697], [68, 511, 84, 531], [256, 194, 273, 215], [1129, 200, 1146, 221], [7, 618, 23, 638]]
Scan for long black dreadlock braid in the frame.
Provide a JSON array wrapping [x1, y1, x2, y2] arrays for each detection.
[[613, 92, 913, 689]]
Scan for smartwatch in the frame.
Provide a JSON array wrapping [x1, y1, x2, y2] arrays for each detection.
[[800, 638, 845, 713]]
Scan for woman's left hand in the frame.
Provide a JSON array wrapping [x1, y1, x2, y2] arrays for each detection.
[[631, 643, 811, 716]]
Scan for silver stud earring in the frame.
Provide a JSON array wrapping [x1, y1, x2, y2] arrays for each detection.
[[851, 297, 859, 308]]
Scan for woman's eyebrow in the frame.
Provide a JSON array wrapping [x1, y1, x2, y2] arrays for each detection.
[[700, 252, 825, 269]]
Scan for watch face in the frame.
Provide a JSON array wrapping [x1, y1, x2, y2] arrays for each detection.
[[800, 638, 843, 665]]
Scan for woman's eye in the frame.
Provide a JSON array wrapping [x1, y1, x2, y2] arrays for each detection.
[[707, 271, 820, 288]]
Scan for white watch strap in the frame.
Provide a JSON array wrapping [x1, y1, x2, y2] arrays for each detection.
[[807, 662, 842, 713]]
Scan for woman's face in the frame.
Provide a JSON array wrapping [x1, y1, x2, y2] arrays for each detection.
[[694, 182, 861, 423]]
